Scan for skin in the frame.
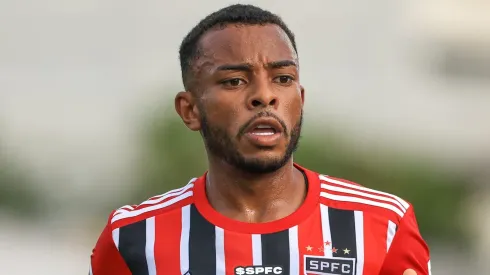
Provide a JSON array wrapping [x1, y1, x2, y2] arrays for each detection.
[[175, 24, 306, 223], [175, 23, 422, 274]]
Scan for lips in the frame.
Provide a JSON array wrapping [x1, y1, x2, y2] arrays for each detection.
[[250, 124, 277, 136], [242, 117, 284, 147], [245, 117, 283, 136]]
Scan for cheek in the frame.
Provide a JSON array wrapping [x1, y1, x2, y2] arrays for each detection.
[[202, 96, 242, 129], [283, 94, 303, 118]]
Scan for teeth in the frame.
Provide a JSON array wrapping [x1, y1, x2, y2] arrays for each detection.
[[256, 125, 272, 129], [252, 132, 275, 136]]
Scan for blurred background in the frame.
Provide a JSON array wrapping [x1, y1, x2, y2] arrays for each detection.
[[1, 0, 489, 274]]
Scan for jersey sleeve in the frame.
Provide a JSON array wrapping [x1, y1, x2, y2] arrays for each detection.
[[89, 213, 131, 275], [378, 205, 431, 275]]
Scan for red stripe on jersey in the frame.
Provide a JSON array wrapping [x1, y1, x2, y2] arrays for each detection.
[[298, 205, 324, 273], [224, 231, 253, 275], [154, 207, 182, 273], [321, 187, 404, 213], [112, 197, 193, 229], [120, 205, 135, 211], [146, 182, 195, 202], [323, 176, 362, 187], [361, 213, 390, 274], [320, 175, 408, 209], [113, 188, 193, 218], [319, 197, 400, 224]]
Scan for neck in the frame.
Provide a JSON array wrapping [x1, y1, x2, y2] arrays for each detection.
[[205, 157, 307, 223]]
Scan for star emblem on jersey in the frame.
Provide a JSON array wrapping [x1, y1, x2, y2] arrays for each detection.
[[318, 246, 324, 252], [343, 248, 350, 255], [306, 245, 313, 251], [324, 241, 331, 246], [331, 247, 338, 253]]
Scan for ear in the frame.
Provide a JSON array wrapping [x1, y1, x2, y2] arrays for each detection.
[[300, 85, 305, 105], [175, 91, 202, 131]]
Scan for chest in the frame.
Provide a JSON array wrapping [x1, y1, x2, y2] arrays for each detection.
[[118, 208, 393, 275]]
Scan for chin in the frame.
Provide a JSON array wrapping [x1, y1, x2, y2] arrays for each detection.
[[234, 151, 291, 174], [237, 160, 286, 174], [242, 148, 285, 161]]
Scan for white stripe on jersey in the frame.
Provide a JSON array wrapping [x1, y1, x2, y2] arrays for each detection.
[[180, 205, 191, 274], [146, 217, 157, 275], [354, 211, 364, 275], [113, 179, 195, 217], [320, 204, 333, 258], [215, 227, 226, 275], [112, 228, 120, 249], [111, 191, 193, 223], [386, 220, 397, 252], [320, 192, 405, 218], [288, 226, 300, 275], [89, 263, 93, 275], [139, 180, 195, 206], [117, 205, 135, 212], [320, 175, 409, 210], [251, 234, 262, 265], [320, 183, 406, 214]]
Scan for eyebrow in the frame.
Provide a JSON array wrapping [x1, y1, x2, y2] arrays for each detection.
[[267, 60, 297, 69], [216, 63, 253, 72], [215, 60, 297, 72]]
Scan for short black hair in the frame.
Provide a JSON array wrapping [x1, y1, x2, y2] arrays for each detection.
[[179, 4, 298, 90]]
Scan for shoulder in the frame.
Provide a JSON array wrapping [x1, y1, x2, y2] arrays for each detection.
[[317, 173, 412, 223], [109, 178, 197, 229]]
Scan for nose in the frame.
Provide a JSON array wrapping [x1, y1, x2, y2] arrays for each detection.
[[246, 81, 278, 110]]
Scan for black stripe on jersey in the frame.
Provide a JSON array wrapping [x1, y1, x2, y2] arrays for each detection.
[[261, 229, 290, 274], [118, 219, 149, 275], [328, 208, 357, 260], [189, 204, 216, 275]]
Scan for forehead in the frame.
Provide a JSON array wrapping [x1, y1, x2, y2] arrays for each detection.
[[196, 24, 297, 69]]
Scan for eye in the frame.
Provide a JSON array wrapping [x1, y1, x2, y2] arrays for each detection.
[[221, 78, 246, 88], [274, 75, 294, 84]]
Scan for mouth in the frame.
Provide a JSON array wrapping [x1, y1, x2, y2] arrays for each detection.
[[248, 124, 278, 136], [243, 117, 284, 147], [245, 117, 283, 136]]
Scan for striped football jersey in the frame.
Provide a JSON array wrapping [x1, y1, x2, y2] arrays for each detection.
[[89, 163, 431, 275]]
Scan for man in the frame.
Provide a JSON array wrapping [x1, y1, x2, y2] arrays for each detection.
[[90, 4, 431, 275]]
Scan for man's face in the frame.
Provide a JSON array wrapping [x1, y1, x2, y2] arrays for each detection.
[[184, 24, 304, 174]]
